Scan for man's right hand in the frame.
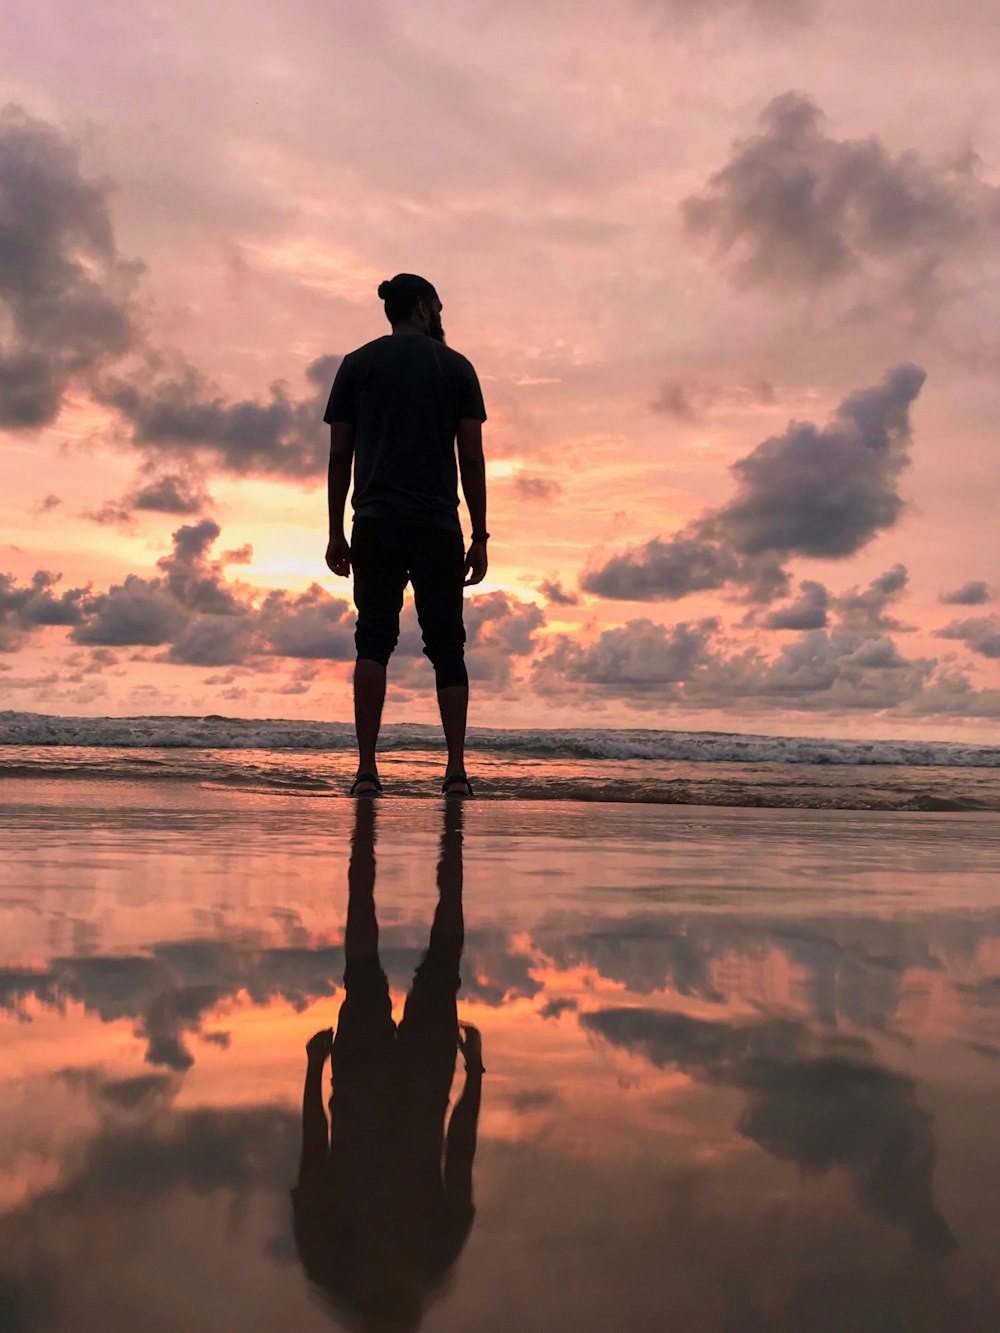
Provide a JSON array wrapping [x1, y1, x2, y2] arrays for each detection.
[[306, 1028, 333, 1064], [325, 532, 351, 577]]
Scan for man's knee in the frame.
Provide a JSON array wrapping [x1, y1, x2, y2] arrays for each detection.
[[355, 617, 399, 668], [422, 623, 467, 690], [432, 656, 469, 690]]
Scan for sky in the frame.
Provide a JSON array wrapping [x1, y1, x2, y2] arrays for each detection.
[[2, 0, 999, 738]]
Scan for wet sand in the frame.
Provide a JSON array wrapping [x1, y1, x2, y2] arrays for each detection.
[[2, 780, 999, 1331]]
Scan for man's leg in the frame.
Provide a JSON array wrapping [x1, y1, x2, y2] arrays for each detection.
[[354, 658, 387, 786], [437, 684, 469, 783], [409, 527, 470, 791], [350, 520, 406, 792]]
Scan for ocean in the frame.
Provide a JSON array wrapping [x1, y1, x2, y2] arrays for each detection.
[[3, 710, 1000, 811]]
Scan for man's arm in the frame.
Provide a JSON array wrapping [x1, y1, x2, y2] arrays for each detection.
[[456, 419, 488, 587], [298, 1028, 333, 1186], [444, 1023, 483, 1210], [325, 422, 354, 576]]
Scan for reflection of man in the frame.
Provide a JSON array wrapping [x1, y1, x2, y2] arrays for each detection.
[[324, 273, 489, 799], [292, 800, 483, 1331]]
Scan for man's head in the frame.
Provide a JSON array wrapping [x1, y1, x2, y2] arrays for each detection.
[[378, 273, 445, 342]]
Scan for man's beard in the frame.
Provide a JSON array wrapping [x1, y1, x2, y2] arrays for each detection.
[[429, 318, 446, 344]]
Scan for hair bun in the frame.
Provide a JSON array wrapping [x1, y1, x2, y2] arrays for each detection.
[[377, 279, 393, 299]]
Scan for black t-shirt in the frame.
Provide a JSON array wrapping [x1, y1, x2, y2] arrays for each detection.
[[324, 334, 487, 532]]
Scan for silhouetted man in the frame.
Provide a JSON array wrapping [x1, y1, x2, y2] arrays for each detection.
[[324, 275, 489, 798], [292, 799, 483, 1331]]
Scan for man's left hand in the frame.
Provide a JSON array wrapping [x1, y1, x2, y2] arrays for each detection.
[[464, 541, 488, 586], [326, 532, 351, 577]]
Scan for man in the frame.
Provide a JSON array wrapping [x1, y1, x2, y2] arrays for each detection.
[[324, 273, 489, 798]]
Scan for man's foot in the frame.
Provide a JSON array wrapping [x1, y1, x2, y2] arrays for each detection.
[[350, 771, 383, 797], [442, 773, 474, 798]]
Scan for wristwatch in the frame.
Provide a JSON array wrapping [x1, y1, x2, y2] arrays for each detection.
[[470, 531, 490, 543]]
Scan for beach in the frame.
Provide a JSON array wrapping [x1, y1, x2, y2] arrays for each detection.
[[2, 761, 1000, 1331]]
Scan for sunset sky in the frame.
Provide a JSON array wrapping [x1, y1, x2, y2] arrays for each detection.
[[2, 0, 999, 737]]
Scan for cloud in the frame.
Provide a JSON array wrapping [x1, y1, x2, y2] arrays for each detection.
[[546, 618, 716, 689], [0, 105, 140, 429], [129, 469, 212, 515], [682, 91, 1000, 307], [511, 474, 561, 501], [538, 616, 937, 712], [582, 534, 740, 601], [0, 570, 88, 650], [255, 584, 355, 661], [940, 580, 992, 606], [0, 105, 339, 485], [649, 0, 814, 23], [100, 353, 339, 480], [712, 367, 925, 558], [68, 520, 249, 651], [2, 519, 544, 692], [538, 579, 578, 607], [936, 615, 1000, 659], [71, 573, 186, 648], [584, 365, 925, 603], [762, 579, 829, 630], [650, 378, 776, 421], [466, 591, 544, 671], [833, 564, 910, 631]]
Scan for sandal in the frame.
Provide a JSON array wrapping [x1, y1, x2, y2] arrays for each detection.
[[442, 773, 475, 798], [349, 772, 383, 796]]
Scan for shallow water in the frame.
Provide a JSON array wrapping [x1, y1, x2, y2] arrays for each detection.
[[2, 782, 999, 1331], [4, 742, 1000, 810]]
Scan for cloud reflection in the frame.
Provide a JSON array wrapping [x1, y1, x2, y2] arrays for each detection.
[[582, 1006, 956, 1253]]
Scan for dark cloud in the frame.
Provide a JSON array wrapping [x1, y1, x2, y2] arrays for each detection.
[[30, 493, 62, 515], [68, 521, 269, 659], [0, 570, 88, 650], [129, 469, 211, 515], [936, 616, 1000, 659], [762, 578, 829, 630], [650, 378, 776, 421], [538, 616, 936, 711], [538, 578, 578, 607], [833, 564, 910, 631], [582, 1006, 955, 1252], [167, 613, 257, 667], [0, 106, 139, 429], [512, 473, 561, 501], [582, 534, 739, 601], [0, 106, 341, 485], [100, 352, 339, 480], [583, 365, 925, 603], [651, 379, 698, 419], [256, 584, 355, 661], [71, 573, 187, 648], [137, 985, 222, 1071], [939, 580, 992, 606], [954, 977, 1000, 1010], [682, 91, 1000, 304], [713, 367, 925, 558], [547, 618, 716, 690], [97, 1073, 176, 1110], [650, 0, 814, 23]]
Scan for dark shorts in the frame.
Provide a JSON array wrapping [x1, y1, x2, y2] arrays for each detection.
[[331, 946, 461, 1122], [351, 517, 468, 689]]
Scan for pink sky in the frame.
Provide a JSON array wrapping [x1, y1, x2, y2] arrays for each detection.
[[2, 0, 999, 738]]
